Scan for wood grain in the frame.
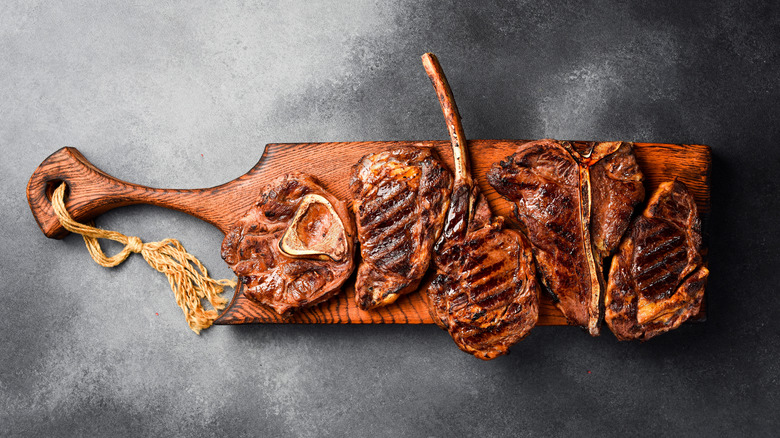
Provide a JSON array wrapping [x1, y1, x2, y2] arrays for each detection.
[[27, 140, 711, 326]]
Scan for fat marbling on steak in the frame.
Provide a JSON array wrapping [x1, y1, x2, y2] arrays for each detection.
[[349, 147, 452, 310], [605, 180, 708, 340], [487, 140, 644, 335], [423, 53, 539, 360], [220, 173, 356, 316]]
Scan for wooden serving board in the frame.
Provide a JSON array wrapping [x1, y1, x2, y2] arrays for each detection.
[[27, 140, 710, 326]]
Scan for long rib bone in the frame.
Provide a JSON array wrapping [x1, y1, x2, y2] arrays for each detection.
[[279, 193, 349, 262], [422, 52, 475, 214]]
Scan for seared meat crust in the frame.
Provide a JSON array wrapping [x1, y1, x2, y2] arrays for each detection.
[[606, 180, 707, 341], [487, 140, 644, 335], [350, 147, 452, 310], [221, 173, 355, 316]]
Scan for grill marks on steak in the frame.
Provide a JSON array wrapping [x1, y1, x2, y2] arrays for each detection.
[[487, 140, 644, 335], [605, 180, 708, 341], [221, 173, 355, 316], [429, 184, 539, 360], [423, 53, 539, 360], [350, 147, 453, 309]]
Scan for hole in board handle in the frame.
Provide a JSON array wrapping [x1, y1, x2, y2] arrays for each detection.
[[45, 179, 67, 202]]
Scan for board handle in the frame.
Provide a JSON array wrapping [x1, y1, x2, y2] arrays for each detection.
[[27, 147, 237, 239]]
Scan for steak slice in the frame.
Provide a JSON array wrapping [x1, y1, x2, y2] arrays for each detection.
[[487, 140, 644, 335], [589, 142, 646, 258], [423, 53, 539, 360], [605, 180, 708, 341], [220, 173, 356, 316], [349, 147, 452, 309]]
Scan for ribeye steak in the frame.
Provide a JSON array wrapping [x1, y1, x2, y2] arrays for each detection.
[[423, 53, 539, 360], [487, 140, 644, 335], [605, 180, 708, 340], [221, 173, 356, 316], [349, 147, 453, 309]]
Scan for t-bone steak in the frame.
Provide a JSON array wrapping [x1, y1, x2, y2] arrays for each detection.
[[487, 140, 644, 335]]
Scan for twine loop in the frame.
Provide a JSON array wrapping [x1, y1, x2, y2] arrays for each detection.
[[50, 183, 236, 334]]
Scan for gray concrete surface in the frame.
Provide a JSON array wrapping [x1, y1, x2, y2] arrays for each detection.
[[2, 1, 779, 436]]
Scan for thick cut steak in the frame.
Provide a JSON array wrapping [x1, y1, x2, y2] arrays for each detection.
[[429, 183, 539, 360], [221, 173, 356, 316], [423, 53, 539, 360], [605, 180, 708, 341], [349, 147, 452, 309], [487, 140, 644, 335]]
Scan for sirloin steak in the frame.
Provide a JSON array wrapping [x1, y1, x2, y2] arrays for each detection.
[[605, 180, 708, 341], [487, 140, 644, 335], [349, 147, 452, 310], [423, 53, 539, 360], [221, 173, 356, 316]]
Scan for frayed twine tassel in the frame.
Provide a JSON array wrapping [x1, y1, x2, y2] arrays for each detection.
[[51, 183, 236, 334]]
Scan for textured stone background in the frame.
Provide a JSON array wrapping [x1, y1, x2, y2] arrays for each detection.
[[2, 1, 778, 436]]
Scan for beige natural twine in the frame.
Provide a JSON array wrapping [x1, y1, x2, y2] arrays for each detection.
[[51, 183, 236, 334]]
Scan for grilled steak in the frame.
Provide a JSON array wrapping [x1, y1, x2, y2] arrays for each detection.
[[221, 173, 356, 316], [589, 142, 646, 258], [349, 147, 453, 309], [605, 180, 708, 340], [487, 140, 644, 335], [423, 53, 539, 360]]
